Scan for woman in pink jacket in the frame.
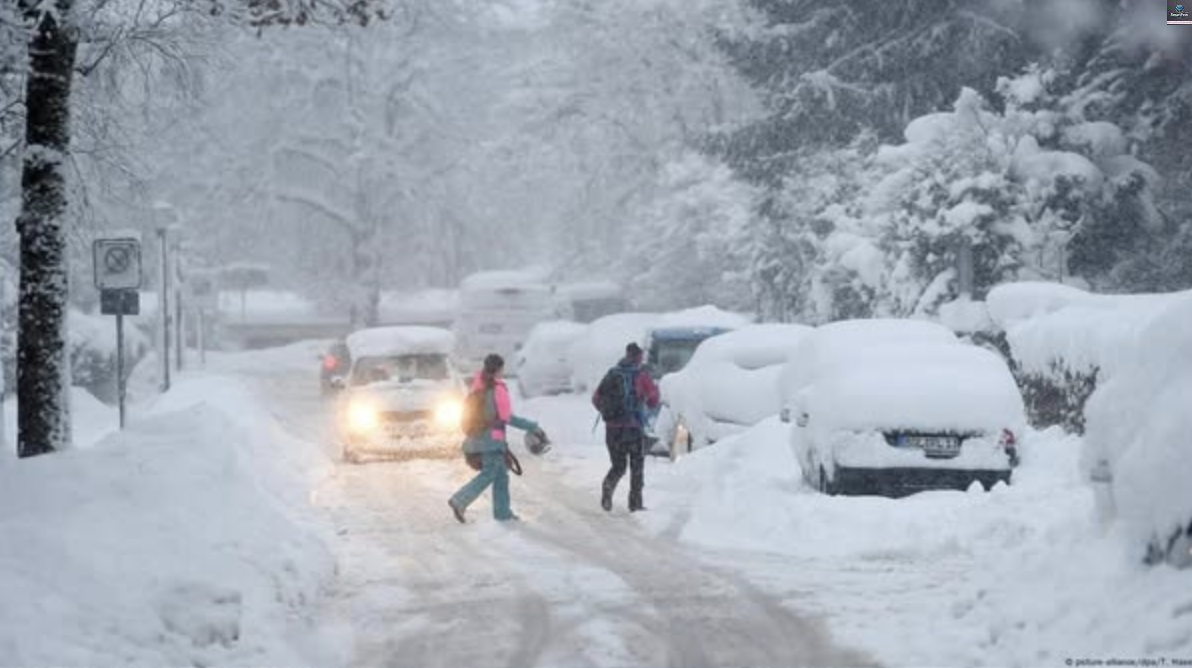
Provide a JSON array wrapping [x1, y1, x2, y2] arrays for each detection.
[[448, 354, 543, 523]]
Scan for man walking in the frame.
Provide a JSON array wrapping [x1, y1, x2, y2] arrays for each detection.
[[593, 342, 660, 512]]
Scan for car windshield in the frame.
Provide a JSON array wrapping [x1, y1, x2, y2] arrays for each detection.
[[650, 340, 702, 376], [350, 354, 449, 386]]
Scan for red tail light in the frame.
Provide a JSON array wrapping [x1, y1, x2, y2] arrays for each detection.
[[323, 355, 339, 371], [1000, 428, 1017, 448]]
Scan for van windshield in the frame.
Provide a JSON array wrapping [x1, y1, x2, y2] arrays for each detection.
[[351, 354, 450, 386]]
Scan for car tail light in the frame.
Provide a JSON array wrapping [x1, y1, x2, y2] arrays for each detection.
[[323, 355, 339, 371], [999, 429, 1017, 449]]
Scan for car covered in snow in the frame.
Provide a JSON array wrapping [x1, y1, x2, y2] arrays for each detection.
[[644, 326, 732, 382], [515, 320, 588, 398], [787, 341, 1025, 496], [777, 317, 961, 421], [336, 326, 466, 463], [658, 323, 814, 456]]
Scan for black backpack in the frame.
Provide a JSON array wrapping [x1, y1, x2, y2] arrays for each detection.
[[594, 367, 637, 423], [460, 387, 492, 437]]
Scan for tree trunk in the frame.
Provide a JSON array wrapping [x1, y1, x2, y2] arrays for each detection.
[[15, 1, 78, 457]]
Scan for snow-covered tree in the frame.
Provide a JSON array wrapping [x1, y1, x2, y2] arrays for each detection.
[[624, 152, 756, 311], [864, 71, 1158, 316]]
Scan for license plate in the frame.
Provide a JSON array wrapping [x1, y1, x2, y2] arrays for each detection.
[[901, 435, 960, 457]]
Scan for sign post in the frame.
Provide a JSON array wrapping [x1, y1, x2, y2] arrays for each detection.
[[189, 271, 218, 369], [93, 235, 143, 429]]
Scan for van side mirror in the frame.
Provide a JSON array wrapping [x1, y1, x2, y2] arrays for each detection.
[[779, 407, 791, 423]]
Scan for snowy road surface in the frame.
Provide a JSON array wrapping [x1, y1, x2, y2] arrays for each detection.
[[250, 363, 872, 667]]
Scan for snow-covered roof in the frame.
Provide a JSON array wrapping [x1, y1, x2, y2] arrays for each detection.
[[460, 270, 550, 291], [345, 326, 455, 357], [686, 323, 814, 370]]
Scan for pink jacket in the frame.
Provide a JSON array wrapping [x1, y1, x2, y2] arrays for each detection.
[[472, 372, 513, 441]]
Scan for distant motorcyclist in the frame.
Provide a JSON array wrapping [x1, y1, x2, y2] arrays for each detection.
[[592, 342, 660, 512]]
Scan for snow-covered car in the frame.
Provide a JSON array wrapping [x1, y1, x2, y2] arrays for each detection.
[[515, 320, 588, 398], [788, 342, 1025, 496], [337, 326, 466, 463], [659, 323, 814, 455], [644, 326, 732, 383], [777, 318, 961, 421], [568, 312, 661, 393], [1080, 289, 1192, 569]]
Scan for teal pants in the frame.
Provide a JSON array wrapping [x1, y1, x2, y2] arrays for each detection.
[[451, 449, 514, 520]]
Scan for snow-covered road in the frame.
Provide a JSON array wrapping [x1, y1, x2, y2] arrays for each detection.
[[251, 363, 872, 667]]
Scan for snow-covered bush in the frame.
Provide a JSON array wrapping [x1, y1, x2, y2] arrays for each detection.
[[985, 282, 1180, 434], [1085, 292, 1192, 568], [69, 310, 152, 404]]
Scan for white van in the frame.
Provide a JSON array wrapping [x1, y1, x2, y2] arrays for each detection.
[[554, 281, 630, 323], [452, 270, 557, 376]]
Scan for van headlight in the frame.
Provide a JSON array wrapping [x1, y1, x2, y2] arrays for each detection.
[[347, 402, 380, 434], [435, 399, 462, 427]]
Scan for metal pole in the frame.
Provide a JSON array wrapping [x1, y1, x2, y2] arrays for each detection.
[[116, 311, 126, 429], [158, 228, 170, 392], [175, 289, 183, 372], [198, 309, 206, 368]]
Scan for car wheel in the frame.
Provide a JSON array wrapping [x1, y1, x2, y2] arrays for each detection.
[[819, 465, 836, 496]]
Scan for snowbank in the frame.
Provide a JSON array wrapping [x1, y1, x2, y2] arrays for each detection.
[[636, 419, 1192, 665], [3, 387, 118, 454], [0, 376, 335, 666]]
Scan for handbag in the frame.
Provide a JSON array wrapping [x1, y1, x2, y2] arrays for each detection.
[[464, 449, 522, 476]]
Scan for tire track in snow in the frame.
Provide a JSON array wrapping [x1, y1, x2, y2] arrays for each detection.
[[511, 460, 877, 668], [246, 367, 873, 667]]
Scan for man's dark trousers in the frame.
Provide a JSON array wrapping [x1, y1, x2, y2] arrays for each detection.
[[603, 425, 645, 510]]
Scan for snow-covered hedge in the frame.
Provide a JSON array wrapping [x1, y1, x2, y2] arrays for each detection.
[[984, 282, 1183, 433]]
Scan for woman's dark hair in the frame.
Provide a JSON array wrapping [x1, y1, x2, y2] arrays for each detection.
[[482, 353, 504, 387]]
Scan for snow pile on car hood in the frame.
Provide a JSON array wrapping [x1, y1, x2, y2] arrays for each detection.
[[0, 376, 337, 666]]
